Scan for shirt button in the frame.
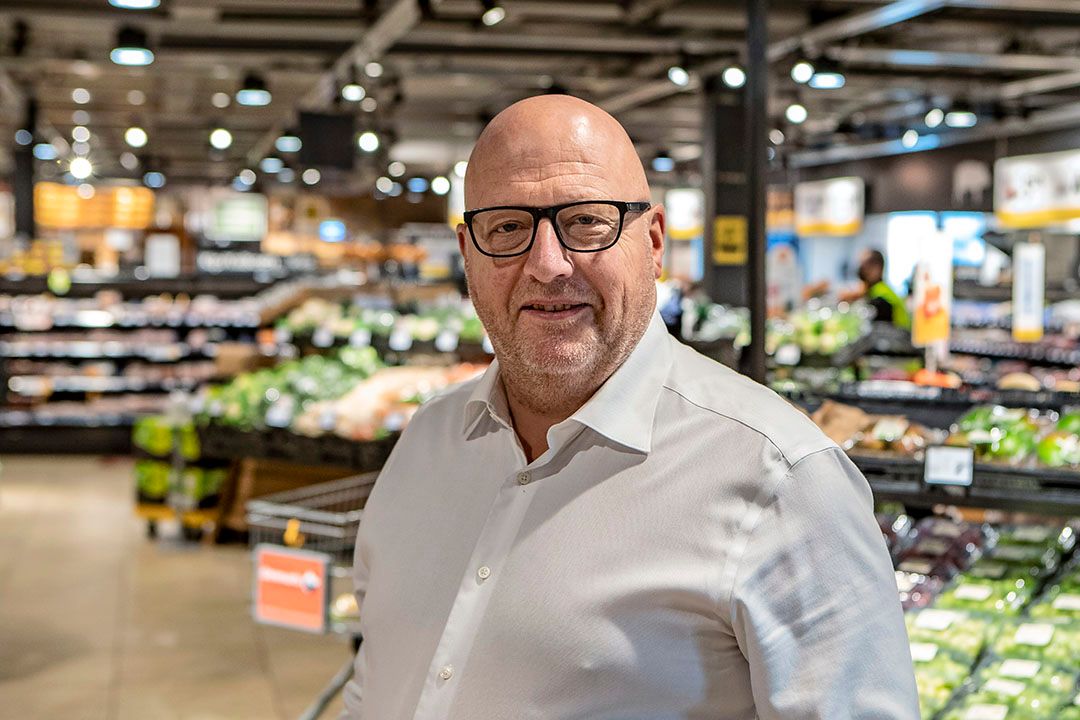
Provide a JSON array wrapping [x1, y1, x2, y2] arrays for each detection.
[[477, 566, 491, 580], [438, 664, 454, 681], [517, 471, 531, 485]]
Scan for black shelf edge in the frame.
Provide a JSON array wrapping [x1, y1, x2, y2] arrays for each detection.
[[0, 274, 290, 299], [0, 423, 133, 454], [195, 424, 398, 472]]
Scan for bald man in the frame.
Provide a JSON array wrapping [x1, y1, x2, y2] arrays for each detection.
[[341, 96, 918, 720]]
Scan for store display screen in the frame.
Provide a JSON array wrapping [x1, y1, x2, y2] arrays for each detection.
[[941, 212, 987, 267]]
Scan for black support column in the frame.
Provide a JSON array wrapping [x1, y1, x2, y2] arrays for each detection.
[[702, 0, 767, 383], [13, 98, 36, 240]]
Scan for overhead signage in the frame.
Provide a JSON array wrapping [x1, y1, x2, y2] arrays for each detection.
[[995, 149, 1080, 228], [253, 544, 330, 634], [911, 230, 953, 347], [794, 177, 864, 237], [1012, 242, 1045, 343], [665, 188, 705, 241], [712, 215, 748, 265], [205, 193, 268, 243]]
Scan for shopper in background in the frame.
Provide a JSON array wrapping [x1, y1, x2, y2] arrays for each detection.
[[858, 249, 911, 329], [341, 95, 918, 719]]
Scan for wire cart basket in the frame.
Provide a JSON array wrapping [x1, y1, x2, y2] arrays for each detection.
[[246, 473, 378, 720]]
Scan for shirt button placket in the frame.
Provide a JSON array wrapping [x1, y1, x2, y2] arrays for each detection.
[[477, 565, 491, 581], [438, 664, 454, 681], [517, 471, 531, 486]]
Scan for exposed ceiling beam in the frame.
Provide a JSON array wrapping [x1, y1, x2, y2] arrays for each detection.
[[767, 0, 948, 62], [826, 46, 1080, 72], [624, 0, 681, 24], [996, 70, 1080, 99], [399, 26, 738, 55], [946, 0, 1080, 12]]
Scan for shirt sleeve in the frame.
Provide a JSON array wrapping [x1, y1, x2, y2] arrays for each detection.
[[338, 536, 370, 719], [730, 446, 920, 719]]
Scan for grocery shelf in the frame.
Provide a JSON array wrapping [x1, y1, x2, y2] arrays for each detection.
[[6, 375, 204, 396], [0, 313, 261, 331], [0, 273, 290, 299], [852, 453, 1080, 515], [832, 382, 1080, 412], [953, 281, 1076, 304], [948, 338, 1080, 367], [282, 331, 493, 362], [0, 422, 133, 454], [0, 342, 213, 362], [195, 424, 396, 473]]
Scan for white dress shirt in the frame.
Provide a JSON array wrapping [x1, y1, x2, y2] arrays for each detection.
[[341, 310, 919, 720]]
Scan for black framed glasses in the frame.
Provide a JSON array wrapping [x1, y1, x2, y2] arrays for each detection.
[[463, 200, 651, 258]]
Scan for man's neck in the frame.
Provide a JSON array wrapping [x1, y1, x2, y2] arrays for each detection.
[[502, 376, 592, 463]]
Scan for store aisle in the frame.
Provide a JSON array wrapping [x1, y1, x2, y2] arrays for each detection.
[[0, 456, 350, 720]]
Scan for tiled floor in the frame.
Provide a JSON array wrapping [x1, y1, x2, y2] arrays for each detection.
[[0, 455, 353, 720]]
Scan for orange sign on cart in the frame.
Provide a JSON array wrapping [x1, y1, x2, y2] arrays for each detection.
[[253, 544, 330, 633]]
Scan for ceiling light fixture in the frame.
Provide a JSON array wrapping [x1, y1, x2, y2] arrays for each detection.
[[72, 126, 91, 143], [211, 92, 231, 109], [925, 107, 945, 128], [120, 152, 139, 170], [124, 126, 148, 148], [209, 128, 233, 150], [260, 157, 284, 174], [431, 176, 451, 195], [481, 0, 506, 26], [72, 88, 91, 105], [375, 177, 394, 193], [407, 177, 429, 193], [342, 82, 366, 102], [365, 61, 384, 78], [791, 60, 815, 84], [302, 168, 321, 185], [69, 157, 93, 180], [769, 129, 785, 145], [127, 89, 146, 105], [721, 65, 747, 89], [14, 129, 32, 145], [901, 129, 920, 148], [33, 143, 58, 161], [785, 103, 808, 124], [143, 171, 165, 188], [454, 160, 467, 177], [651, 151, 675, 173], [108, 0, 160, 8], [275, 133, 302, 153], [667, 64, 690, 87], [388, 161, 406, 177], [239, 169, 257, 185], [945, 101, 978, 128], [235, 72, 272, 107], [110, 27, 154, 66], [361, 97, 378, 112], [358, 131, 379, 152]]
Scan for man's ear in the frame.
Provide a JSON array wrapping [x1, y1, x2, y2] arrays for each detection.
[[648, 205, 666, 278], [457, 223, 468, 256]]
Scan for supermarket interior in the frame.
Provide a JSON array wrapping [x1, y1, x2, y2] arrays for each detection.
[[2, 1, 1080, 719]]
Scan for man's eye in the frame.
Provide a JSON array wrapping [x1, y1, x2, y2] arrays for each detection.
[[571, 215, 597, 225], [495, 222, 523, 233]]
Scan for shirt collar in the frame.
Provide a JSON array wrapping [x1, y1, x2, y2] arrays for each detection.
[[462, 310, 674, 454]]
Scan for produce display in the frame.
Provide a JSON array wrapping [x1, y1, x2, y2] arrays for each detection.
[[132, 415, 226, 508], [765, 304, 868, 357], [948, 406, 1080, 469]]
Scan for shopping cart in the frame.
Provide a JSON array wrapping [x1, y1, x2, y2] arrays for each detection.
[[246, 473, 378, 720]]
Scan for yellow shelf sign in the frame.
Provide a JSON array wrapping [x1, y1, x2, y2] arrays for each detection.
[[712, 215, 747, 265]]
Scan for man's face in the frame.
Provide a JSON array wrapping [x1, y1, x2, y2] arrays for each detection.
[[458, 144, 664, 384]]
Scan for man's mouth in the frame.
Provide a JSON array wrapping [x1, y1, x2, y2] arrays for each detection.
[[522, 303, 586, 312]]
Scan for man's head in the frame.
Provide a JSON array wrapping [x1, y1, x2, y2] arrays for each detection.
[[858, 249, 885, 287], [457, 95, 664, 413]]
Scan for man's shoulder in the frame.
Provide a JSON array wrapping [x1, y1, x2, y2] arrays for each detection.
[[662, 340, 835, 467]]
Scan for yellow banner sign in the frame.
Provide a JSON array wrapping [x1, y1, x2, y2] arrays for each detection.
[[712, 215, 747, 265]]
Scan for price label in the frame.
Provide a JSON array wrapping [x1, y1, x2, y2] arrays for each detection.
[[953, 583, 993, 601], [983, 678, 1026, 698], [435, 329, 460, 353], [908, 642, 939, 662], [924, 445, 974, 487], [349, 329, 372, 348], [915, 610, 959, 631], [1014, 623, 1054, 647], [999, 659, 1041, 679], [993, 545, 1040, 562], [388, 328, 413, 352], [1051, 593, 1080, 611], [970, 562, 1007, 580], [898, 560, 934, 576], [963, 704, 1008, 720], [774, 343, 801, 366]]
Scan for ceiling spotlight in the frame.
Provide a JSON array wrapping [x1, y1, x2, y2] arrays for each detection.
[[375, 176, 394, 193], [127, 89, 146, 106], [72, 126, 90, 143], [431, 176, 451, 195], [33, 143, 58, 160], [791, 60, 815, 84], [667, 64, 690, 87], [275, 134, 302, 153], [769, 129, 785, 145], [945, 103, 978, 128], [72, 141, 90, 156], [239, 168, 257, 185], [278, 167, 296, 183], [120, 152, 139, 170], [72, 110, 90, 125], [209, 127, 233, 150], [388, 161, 406, 177], [77, 184, 95, 200], [260, 157, 284, 173], [785, 103, 808, 124], [211, 92, 231, 108], [108, 0, 160, 8], [14, 129, 32, 146], [651, 151, 675, 173], [124, 126, 148, 148], [925, 108, 945, 128], [454, 160, 468, 177], [808, 69, 845, 90], [358, 131, 379, 152], [365, 61, 384, 78], [387, 182, 403, 197], [69, 157, 93, 180], [72, 88, 91, 105], [302, 168, 321, 185], [481, 0, 506, 26], [722, 65, 747, 89], [143, 171, 165, 188], [901, 129, 920, 148], [360, 97, 377, 112], [111, 26, 154, 66], [236, 72, 272, 107], [407, 177, 429, 193], [342, 83, 366, 102]]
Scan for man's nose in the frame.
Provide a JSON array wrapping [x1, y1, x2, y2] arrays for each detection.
[[523, 218, 574, 283]]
